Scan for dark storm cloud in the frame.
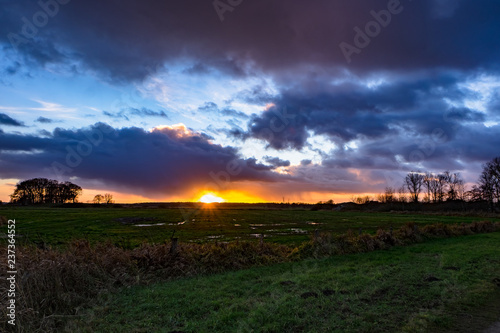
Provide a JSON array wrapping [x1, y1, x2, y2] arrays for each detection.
[[1, 0, 500, 196], [316, 120, 500, 178], [0, 123, 284, 196], [233, 70, 498, 179], [0, 113, 24, 126], [2, 0, 500, 82], [237, 74, 475, 150]]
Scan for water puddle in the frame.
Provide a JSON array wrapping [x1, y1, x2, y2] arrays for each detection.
[[249, 223, 283, 227], [290, 228, 308, 234], [169, 221, 185, 225], [306, 221, 323, 225], [134, 223, 165, 227]]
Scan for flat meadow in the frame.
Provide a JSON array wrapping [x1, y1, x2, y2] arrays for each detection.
[[1, 204, 500, 332], [2, 203, 499, 247]]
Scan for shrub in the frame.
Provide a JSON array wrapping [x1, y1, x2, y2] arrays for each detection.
[[421, 223, 453, 237], [375, 228, 398, 247], [396, 222, 423, 243]]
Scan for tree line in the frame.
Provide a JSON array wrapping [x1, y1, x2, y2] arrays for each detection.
[[9, 178, 116, 205], [401, 156, 500, 206], [10, 178, 82, 204], [351, 156, 500, 208], [8, 157, 500, 208], [92, 193, 114, 204]]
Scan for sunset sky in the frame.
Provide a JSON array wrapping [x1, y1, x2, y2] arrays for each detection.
[[0, 0, 499, 203]]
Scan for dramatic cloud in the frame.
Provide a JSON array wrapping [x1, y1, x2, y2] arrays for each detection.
[[1, 0, 499, 202], [2, 0, 500, 82], [0, 123, 285, 197], [0, 113, 24, 126], [233, 71, 499, 179]]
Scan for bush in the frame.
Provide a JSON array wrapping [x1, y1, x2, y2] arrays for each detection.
[[375, 229, 398, 247], [396, 222, 423, 243]]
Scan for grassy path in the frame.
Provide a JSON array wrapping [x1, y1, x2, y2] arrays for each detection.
[[71, 232, 500, 333]]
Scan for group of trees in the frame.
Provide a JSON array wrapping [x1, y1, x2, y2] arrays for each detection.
[[9, 178, 116, 205], [400, 156, 500, 206], [403, 171, 465, 203], [357, 157, 500, 209], [475, 157, 500, 206], [92, 193, 114, 204], [10, 178, 82, 205]]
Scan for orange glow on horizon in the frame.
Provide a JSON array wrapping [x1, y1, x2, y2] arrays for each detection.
[[0, 180, 383, 205]]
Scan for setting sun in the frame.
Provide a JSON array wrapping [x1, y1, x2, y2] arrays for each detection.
[[199, 193, 225, 203]]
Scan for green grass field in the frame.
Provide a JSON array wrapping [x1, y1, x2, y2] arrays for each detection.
[[71, 232, 500, 333], [1, 205, 499, 247], [2, 206, 499, 332]]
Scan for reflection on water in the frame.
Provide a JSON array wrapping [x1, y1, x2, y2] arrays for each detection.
[[168, 221, 186, 225], [134, 223, 166, 227]]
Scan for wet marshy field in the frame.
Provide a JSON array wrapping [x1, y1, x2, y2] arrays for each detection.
[[2, 205, 499, 248]]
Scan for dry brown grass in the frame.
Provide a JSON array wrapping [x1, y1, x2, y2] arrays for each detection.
[[0, 240, 290, 332], [1, 220, 499, 332]]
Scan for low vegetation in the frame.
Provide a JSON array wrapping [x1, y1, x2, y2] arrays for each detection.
[[78, 232, 500, 333], [2, 206, 500, 247], [1, 220, 499, 332]]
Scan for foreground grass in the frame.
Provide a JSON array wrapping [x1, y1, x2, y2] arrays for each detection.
[[2, 206, 499, 247], [73, 233, 500, 333]]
